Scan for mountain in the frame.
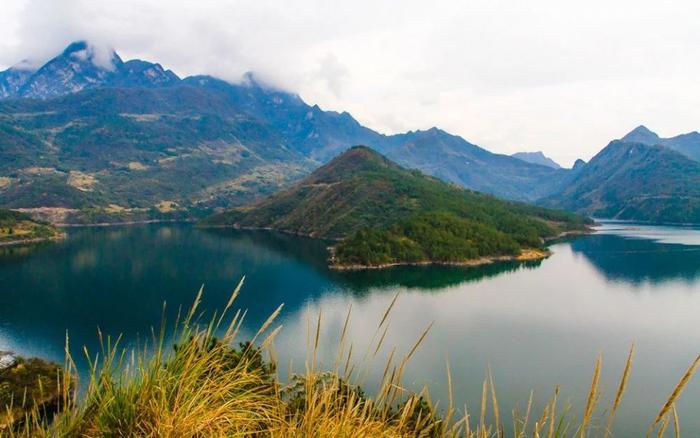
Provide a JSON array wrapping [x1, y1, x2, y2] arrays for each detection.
[[201, 146, 589, 267], [511, 151, 561, 169], [184, 77, 566, 202], [380, 129, 569, 201], [659, 132, 700, 162], [0, 41, 180, 100], [0, 66, 34, 99], [620, 125, 700, 162], [572, 159, 587, 170], [0, 83, 315, 223], [0, 208, 64, 245], [620, 125, 661, 145], [0, 42, 573, 224], [182, 74, 384, 163], [540, 141, 700, 224]]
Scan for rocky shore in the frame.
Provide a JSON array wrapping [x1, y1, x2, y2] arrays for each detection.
[[328, 247, 551, 271]]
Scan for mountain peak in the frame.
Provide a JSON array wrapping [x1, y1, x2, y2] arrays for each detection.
[[621, 125, 661, 145], [0, 41, 182, 99], [313, 146, 396, 181], [328, 145, 392, 165], [60, 40, 122, 70], [572, 158, 587, 170], [424, 127, 447, 136], [11, 40, 124, 99], [511, 151, 561, 169], [62, 40, 89, 55]]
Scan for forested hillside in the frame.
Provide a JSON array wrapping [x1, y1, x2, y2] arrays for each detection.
[[202, 147, 589, 267]]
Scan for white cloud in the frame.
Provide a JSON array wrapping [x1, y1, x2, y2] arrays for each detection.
[[1, 0, 699, 166]]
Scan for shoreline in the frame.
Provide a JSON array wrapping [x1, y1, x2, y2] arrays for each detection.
[[56, 219, 195, 228], [198, 224, 342, 241], [0, 233, 66, 248], [328, 248, 551, 271], [204, 223, 595, 271], [544, 227, 594, 242]]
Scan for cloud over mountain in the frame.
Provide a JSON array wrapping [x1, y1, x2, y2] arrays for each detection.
[[2, 0, 700, 167]]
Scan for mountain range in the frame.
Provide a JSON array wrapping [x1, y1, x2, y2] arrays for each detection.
[[0, 41, 573, 223], [1, 41, 700, 225], [541, 138, 700, 223]]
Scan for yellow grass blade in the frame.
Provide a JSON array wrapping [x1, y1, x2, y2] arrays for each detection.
[[580, 354, 602, 438]]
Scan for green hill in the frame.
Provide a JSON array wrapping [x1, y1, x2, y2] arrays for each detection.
[[202, 147, 589, 268], [541, 141, 700, 224], [0, 209, 64, 245]]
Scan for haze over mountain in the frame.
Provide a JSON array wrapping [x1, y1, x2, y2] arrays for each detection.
[[0, 41, 179, 99], [511, 151, 561, 169], [0, 41, 568, 223]]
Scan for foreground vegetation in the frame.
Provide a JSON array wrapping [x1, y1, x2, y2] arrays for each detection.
[[0, 209, 64, 245], [2, 281, 698, 437], [203, 147, 591, 268]]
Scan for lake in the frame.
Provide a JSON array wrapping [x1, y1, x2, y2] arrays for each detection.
[[1, 223, 699, 436]]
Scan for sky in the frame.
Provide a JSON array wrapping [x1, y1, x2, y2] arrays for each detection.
[[1, 0, 699, 167]]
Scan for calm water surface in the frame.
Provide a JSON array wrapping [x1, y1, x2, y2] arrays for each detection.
[[1, 223, 699, 436]]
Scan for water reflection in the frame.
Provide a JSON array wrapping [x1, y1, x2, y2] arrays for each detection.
[[201, 228, 544, 293], [571, 226, 700, 285], [331, 261, 543, 293], [1, 224, 700, 435], [0, 241, 56, 264]]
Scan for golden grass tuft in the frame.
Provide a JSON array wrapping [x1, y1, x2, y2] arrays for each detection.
[[4, 281, 699, 438]]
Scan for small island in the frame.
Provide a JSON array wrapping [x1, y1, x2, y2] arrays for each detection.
[[201, 146, 591, 269], [0, 209, 65, 247]]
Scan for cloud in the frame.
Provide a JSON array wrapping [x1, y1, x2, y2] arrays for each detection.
[[314, 54, 349, 98], [1, 0, 699, 166]]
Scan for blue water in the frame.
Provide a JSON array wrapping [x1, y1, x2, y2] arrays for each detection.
[[1, 223, 699, 436]]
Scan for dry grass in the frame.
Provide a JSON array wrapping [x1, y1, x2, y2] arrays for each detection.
[[67, 171, 97, 192], [154, 200, 180, 213], [604, 344, 634, 438], [127, 162, 149, 171], [579, 354, 601, 438], [4, 281, 700, 437]]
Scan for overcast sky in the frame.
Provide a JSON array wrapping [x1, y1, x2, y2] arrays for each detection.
[[1, 0, 699, 166]]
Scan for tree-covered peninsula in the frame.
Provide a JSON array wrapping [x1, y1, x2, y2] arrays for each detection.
[[201, 146, 590, 268]]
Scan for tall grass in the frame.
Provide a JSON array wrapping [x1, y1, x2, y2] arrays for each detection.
[[4, 280, 699, 437]]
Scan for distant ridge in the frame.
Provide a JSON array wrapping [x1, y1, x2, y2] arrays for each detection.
[[511, 151, 561, 169], [541, 140, 700, 224]]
